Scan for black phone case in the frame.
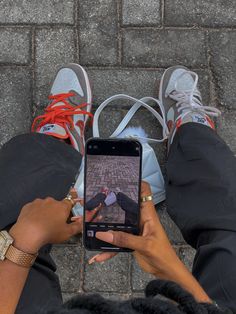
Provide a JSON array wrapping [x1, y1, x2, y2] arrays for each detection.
[[83, 138, 142, 252]]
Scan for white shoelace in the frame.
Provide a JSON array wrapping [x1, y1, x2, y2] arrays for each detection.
[[169, 71, 221, 122], [167, 70, 221, 144]]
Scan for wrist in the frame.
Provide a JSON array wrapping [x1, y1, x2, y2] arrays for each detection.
[[9, 225, 42, 254], [161, 261, 211, 303]]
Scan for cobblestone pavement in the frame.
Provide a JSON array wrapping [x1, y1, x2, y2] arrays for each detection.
[[0, 0, 235, 301]]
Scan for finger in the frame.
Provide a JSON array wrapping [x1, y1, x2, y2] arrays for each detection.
[[140, 181, 159, 224], [140, 201, 158, 226], [86, 204, 102, 222], [88, 252, 117, 264], [62, 199, 74, 211], [74, 198, 84, 204], [67, 220, 83, 236], [79, 199, 84, 206], [96, 231, 146, 251], [141, 181, 152, 197], [69, 188, 78, 199], [91, 214, 103, 223], [71, 216, 83, 221]]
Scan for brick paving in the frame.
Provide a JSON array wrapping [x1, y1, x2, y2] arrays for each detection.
[[0, 0, 235, 301], [86, 155, 139, 223]]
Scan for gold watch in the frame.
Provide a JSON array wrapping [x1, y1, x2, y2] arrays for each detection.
[[0, 231, 38, 268]]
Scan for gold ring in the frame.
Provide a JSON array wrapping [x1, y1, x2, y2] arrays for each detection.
[[141, 195, 153, 202], [63, 194, 75, 207]]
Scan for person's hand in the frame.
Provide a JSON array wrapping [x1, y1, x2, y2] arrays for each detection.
[[89, 182, 180, 278], [89, 182, 211, 303], [89, 182, 185, 278], [9, 197, 82, 254], [70, 188, 103, 223]]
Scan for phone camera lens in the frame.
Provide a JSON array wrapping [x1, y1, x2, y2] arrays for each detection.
[[88, 145, 92, 149], [112, 146, 115, 150], [94, 145, 98, 149]]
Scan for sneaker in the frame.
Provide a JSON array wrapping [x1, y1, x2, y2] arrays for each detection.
[[104, 191, 117, 207], [101, 186, 110, 196], [159, 65, 221, 147], [31, 63, 93, 154]]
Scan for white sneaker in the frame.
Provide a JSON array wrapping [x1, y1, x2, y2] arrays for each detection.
[[159, 65, 221, 146], [32, 63, 93, 154]]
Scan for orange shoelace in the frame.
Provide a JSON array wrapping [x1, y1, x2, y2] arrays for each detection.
[[31, 92, 93, 132]]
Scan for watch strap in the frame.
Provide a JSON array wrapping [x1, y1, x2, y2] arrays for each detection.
[[6, 245, 38, 268]]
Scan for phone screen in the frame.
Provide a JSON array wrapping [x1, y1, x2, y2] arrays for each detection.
[[84, 139, 142, 251]]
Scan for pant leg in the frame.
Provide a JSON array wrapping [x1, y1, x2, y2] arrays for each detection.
[[116, 192, 138, 225], [166, 123, 236, 311], [0, 133, 82, 314], [85, 193, 106, 211]]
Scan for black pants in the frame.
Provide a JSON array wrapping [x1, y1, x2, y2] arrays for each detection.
[[86, 192, 138, 225], [116, 192, 139, 225], [166, 123, 236, 311], [0, 124, 235, 312], [0, 133, 81, 314]]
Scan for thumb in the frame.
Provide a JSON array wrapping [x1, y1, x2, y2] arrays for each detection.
[[96, 231, 146, 252], [68, 219, 83, 236]]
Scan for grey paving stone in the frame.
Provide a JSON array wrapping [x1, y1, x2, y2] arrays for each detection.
[[217, 107, 236, 155], [131, 257, 156, 291], [158, 204, 185, 244], [194, 69, 211, 106], [79, 0, 118, 65], [99, 292, 130, 300], [87, 68, 161, 106], [87, 68, 210, 108], [65, 234, 82, 245], [165, 0, 236, 27], [123, 29, 207, 68], [62, 292, 78, 302], [0, 0, 74, 24], [51, 245, 82, 292], [0, 67, 31, 146], [132, 291, 169, 302], [178, 246, 196, 271], [35, 28, 75, 107], [122, 0, 161, 26], [0, 28, 31, 64], [209, 31, 236, 109], [84, 251, 130, 292]]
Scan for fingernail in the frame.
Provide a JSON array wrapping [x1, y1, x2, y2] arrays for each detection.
[[74, 198, 82, 202], [88, 254, 100, 265], [88, 258, 95, 265], [71, 216, 82, 221], [96, 231, 114, 243]]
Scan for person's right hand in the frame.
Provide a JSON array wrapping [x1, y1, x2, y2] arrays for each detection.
[[91, 182, 181, 278], [92, 182, 211, 303]]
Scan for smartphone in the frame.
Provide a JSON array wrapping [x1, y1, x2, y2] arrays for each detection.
[[83, 138, 142, 252]]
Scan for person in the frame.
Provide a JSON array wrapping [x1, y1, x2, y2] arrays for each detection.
[[0, 63, 234, 314]]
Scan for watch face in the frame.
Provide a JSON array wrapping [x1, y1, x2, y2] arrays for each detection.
[[0, 232, 13, 260]]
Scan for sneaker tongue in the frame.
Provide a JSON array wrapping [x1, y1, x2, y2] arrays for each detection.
[[38, 123, 68, 139]]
